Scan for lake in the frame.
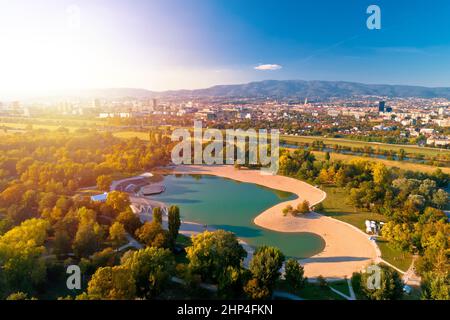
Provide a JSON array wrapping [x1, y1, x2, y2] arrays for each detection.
[[150, 174, 325, 258]]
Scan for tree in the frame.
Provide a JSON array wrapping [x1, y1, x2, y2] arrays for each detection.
[[72, 208, 104, 257], [421, 272, 449, 300], [168, 205, 181, 249], [116, 208, 142, 234], [335, 168, 347, 187], [325, 152, 331, 161], [284, 259, 305, 290], [282, 204, 294, 216], [6, 292, 32, 300], [218, 266, 249, 299], [432, 189, 449, 209], [135, 221, 169, 248], [314, 202, 324, 213], [109, 222, 127, 248], [372, 163, 389, 185], [297, 200, 310, 214], [244, 278, 271, 300], [105, 191, 130, 212], [247, 246, 285, 298], [96, 175, 113, 192], [152, 207, 163, 225], [360, 265, 403, 300], [0, 219, 49, 297], [53, 229, 72, 256], [380, 221, 414, 252], [86, 266, 136, 300], [121, 247, 175, 298], [186, 230, 247, 281]]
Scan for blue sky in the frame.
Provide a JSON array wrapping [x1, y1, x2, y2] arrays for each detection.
[[1, 0, 450, 94]]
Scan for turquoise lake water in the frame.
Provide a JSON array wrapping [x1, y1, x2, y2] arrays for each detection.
[[150, 174, 325, 258]]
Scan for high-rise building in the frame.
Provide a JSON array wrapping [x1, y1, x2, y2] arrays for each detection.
[[378, 101, 385, 112], [92, 99, 101, 108], [152, 98, 158, 109]]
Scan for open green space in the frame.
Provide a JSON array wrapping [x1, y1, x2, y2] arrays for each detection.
[[377, 240, 413, 272], [276, 280, 346, 300], [320, 186, 386, 231], [282, 135, 449, 158], [313, 151, 450, 174]]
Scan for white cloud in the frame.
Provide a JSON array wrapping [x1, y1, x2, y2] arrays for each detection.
[[254, 64, 282, 71]]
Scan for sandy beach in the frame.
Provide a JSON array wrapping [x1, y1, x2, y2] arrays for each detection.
[[169, 165, 379, 278]]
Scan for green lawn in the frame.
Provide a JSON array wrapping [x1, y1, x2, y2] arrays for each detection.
[[282, 135, 449, 158], [313, 151, 450, 174], [377, 239, 413, 272], [329, 280, 351, 297], [276, 280, 346, 300], [320, 186, 386, 231]]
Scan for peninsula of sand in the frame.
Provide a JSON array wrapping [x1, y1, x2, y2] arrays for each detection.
[[169, 165, 379, 278]]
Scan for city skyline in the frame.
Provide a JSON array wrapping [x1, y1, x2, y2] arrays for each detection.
[[1, 0, 450, 97]]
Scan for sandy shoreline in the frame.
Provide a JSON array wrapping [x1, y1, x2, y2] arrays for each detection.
[[167, 165, 379, 278]]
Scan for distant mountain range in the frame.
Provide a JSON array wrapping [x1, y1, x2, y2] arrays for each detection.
[[16, 80, 450, 101], [162, 80, 450, 99]]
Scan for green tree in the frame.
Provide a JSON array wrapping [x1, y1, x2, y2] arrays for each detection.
[[360, 265, 404, 300], [297, 200, 310, 214], [284, 259, 305, 290], [121, 247, 175, 298], [168, 205, 181, 249], [6, 292, 33, 300], [152, 207, 163, 225], [86, 266, 136, 300], [53, 229, 72, 256], [0, 219, 49, 297], [116, 208, 142, 234], [432, 189, 449, 209], [72, 208, 104, 257], [218, 266, 249, 299], [105, 191, 130, 212], [247, 246, 285, 297], [96, 175, 113, 192], [372, 163, 389, 185], [135, 221, 169, 248], [109, 222, 127, 248], [244, 278, 271, 300], [421, 272, 450, 300], [186, 230, 247, 281]]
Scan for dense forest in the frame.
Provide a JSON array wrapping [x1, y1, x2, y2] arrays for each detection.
[[0, 130, 173, 299]]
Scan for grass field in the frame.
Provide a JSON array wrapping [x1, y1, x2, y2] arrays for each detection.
[[313, 150, 450, 174], [320, 186, 387, 231], [329, 280, 351, 297], [377, 240, 413, 272], [276, 280, 346, 300], [282, 135, 449, 158]]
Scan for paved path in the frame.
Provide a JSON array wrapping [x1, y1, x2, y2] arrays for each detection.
[[329, 287, 352, 300], [401, 256, 421, 286], [347, 278, 356, 300], [117, 234, 144, 252]]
